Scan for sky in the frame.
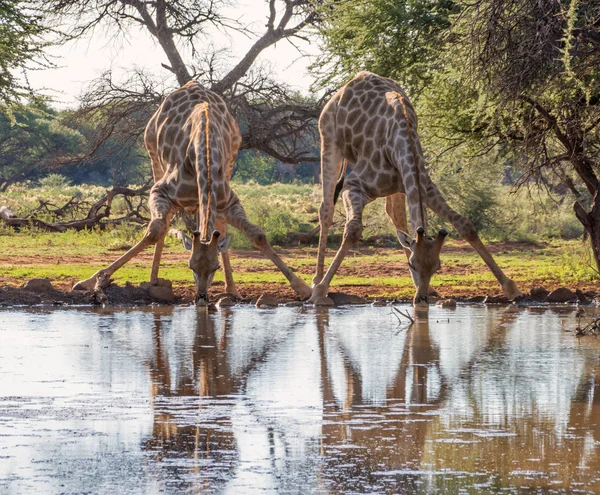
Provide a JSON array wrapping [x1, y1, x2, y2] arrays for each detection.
[[24, 0, 321, 109]]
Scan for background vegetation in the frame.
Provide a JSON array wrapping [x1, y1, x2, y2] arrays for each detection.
[[1, 0, 599, 287]]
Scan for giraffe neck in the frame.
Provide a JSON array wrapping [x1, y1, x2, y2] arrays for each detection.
[[396, 93, 427, 232], [201, 103, 212, 240]]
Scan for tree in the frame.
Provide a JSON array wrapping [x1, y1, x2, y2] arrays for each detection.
[[445, 0, 600, 271], [0, 103, 85, 191], [0, 0, 47, 103], [31, 0, 321, 166], [313, 0, 456, 95]]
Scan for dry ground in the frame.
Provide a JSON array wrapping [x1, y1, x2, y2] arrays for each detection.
[[0, 238, 598, 306]]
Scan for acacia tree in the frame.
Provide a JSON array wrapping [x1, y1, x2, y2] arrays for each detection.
[[32, 0, 321, 165], [450, 0, 600, 271], [0, 0, 47, 103], [313, 0, 456, 95]]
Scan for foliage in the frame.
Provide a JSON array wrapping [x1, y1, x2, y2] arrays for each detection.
[[443, 0, 600, 268], [0, 103, 85, 191], [38, 173, 72, 190], [429, 160, 502, 233], [313, 0, 456, 94], [231, 151, 277, 186], [0, 0, 48, 103]]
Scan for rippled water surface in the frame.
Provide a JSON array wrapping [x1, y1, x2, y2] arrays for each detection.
[[0, 305, 599, 494]]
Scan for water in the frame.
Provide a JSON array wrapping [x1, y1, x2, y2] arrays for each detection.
[[0, 305, 599, 494]]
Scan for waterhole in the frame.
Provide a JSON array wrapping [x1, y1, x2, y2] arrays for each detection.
[[0, 305, 598, 493]]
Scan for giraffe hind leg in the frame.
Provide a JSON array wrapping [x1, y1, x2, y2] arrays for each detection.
[[425, 182, 522, 299], [385, 192, 410, 261], [150, 211, 172, 284], [216, 217, 240, 298], [313, 117, 344, 287]]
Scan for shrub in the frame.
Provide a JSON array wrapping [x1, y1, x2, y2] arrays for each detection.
[[39, 173, 72, 190]]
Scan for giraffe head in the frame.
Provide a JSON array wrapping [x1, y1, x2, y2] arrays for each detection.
[[397, 227, 447, 309], [183, 230, 231, 306]]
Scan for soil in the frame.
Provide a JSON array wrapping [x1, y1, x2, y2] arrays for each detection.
[[1, 243, 597, 307]]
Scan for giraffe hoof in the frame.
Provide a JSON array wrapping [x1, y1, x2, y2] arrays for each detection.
[[72, 278, 96, 291], [226, 290, 242, 300], [291, 278, 312, 299], [502, 279, 523, 300]]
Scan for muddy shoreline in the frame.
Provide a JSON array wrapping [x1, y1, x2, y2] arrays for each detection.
[[1, 278, 597, 308]]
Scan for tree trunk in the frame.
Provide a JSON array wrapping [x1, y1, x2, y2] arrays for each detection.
[[574, 191, 600, 274]]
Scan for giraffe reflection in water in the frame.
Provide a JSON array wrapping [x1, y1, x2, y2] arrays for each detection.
[[143, 307, 238, 489], [140, 306, 600, 493]]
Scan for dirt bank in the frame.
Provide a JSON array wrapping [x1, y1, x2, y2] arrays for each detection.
[[1, 242, 598, 307]]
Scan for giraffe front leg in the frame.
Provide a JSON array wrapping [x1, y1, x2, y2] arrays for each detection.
[[216, 218, 240, 298], [223, 196, 312, 299], [309, 189, 368, 304], [73, 217, 167, 291], [73, 191, 171, 292], [426, 182, 523, 300]]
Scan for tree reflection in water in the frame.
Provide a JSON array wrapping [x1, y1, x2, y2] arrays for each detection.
[[138, 306, 600, 493]]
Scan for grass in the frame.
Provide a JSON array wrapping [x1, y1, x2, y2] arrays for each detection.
[[1, 227, 597, 298], [1, 181, 598, 299]]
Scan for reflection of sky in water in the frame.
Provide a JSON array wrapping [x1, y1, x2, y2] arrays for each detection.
[[0, 310, 156, 495], [434, 309, 586, 435], [0, 305, 598, 493], [326, 309, 408, 405]]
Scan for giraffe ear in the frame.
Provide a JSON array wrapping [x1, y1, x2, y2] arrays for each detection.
[[217, 235, 231, 253], [396, 230, 413, 250], [182, 233, 193, 251]]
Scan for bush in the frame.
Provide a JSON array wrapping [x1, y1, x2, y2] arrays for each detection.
[[39, 173, 72, 190], [231, 151, 277, 185]]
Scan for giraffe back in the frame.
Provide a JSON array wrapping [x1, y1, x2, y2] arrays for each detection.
[[320, 71, 428, 201], [144, 81, 242, 214]]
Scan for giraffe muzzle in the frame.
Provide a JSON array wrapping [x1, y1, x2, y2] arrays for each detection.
[[195, 292, 209, 307], [414, 293, 429, 308]]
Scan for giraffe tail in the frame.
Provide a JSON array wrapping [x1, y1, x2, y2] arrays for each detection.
[[332, 158, 348, 205]]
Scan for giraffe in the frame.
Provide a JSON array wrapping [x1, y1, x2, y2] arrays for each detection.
[[308, 71, 522, 308], [73, 81, 312, 305]]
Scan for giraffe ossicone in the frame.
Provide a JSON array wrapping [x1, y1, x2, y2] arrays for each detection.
[[309, 71, 522, 309], [73, 81, 312, 303]]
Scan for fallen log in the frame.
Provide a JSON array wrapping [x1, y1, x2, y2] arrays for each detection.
[[0, 184, 151, 232], [286, 225, 320, 244]]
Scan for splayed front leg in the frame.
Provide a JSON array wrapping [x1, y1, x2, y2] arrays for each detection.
[[426, 182, 523, 300], [72, 270, 107, 291], [309, 189, 369, 304], [223, 195, 312, 299], [72, 218, 166, 291]]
